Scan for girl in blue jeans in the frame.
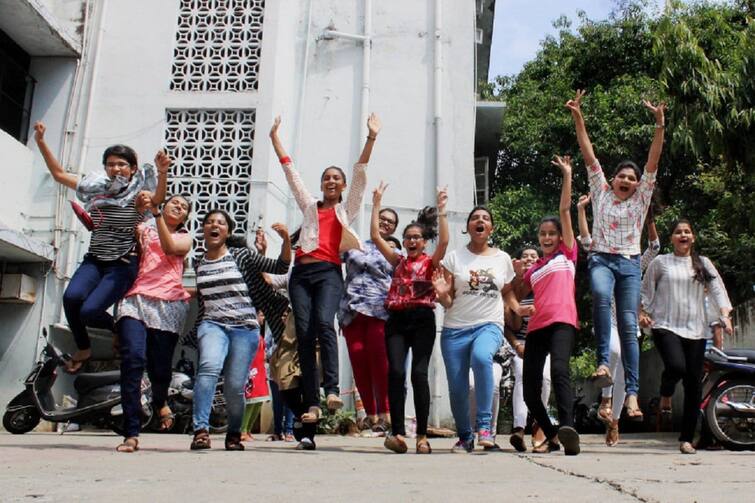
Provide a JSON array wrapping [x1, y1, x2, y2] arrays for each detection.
[[190, 209, 291, 451], [433, 207, 528, 452], [567, 90, 666, 419], [33, 121, 168, 373]]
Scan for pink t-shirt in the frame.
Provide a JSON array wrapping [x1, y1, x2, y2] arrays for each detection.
[[125, 223, 190, 301], [523, 241, 578, 333]]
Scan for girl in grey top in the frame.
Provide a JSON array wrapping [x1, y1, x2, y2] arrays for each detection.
[[640, 219, 733, 454]]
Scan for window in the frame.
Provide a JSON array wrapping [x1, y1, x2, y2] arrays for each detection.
[[164, 109, 256, 262], [474, 157, 489, 205], [475, 28, 484, 45], [171, 0, 266, 92], [0, 29, 35, 143]]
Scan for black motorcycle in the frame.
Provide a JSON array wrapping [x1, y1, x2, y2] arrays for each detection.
[[700, 346, 755, 450], [3, 335, 152, 435]]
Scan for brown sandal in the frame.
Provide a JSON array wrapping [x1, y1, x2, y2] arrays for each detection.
[[157, 406, 175, 432], [225, 432, 245, 451], [590, 365, 613, 388], [116, 437, 139, 453], [301, 406, 322, 424], [190, 429, 211, 450], [416, 436, 432, 454], [598, 401, 613, 426], [606, 423, 619, 447]]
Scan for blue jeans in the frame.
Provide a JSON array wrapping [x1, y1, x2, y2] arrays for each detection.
[[192, 321, 259, 434], [269, 379, 294, 435], [288, 262, 344, 407], [63, 254, 139, 350], [441, 323, 503, 441], [116, 316, 178, 438], [589, 252, 641, 396]]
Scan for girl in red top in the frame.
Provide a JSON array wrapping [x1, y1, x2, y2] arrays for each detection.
[[370, 181, 449, 454]]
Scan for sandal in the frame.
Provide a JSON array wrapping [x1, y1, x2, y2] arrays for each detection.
[[606, 422, 619, 447], [509, 428, 526, 453], [326, 393, 343, 411], [624, 397, 644, 422], [532, 437, 560, 454], [301, 406, 322, 424], [371, 418, 388, 435], [384, 434, 408, 454], [598, 401, 614, 426], [284, 433, 296, 442], [679, 441, 696, 454], [116, 437, 139, 453], [190, 429, 211, 450], [63, 351, 91, 374], [656, 407, 672, 432], [416, 436, 432, 454], [225, 432, 245, 451], [240, 433, 253, 442], [266, 434, 283, 442], [157, 406, 175, 432], [590, 365, 613, 388]]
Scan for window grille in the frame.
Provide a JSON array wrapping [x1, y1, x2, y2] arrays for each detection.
[[164, 109, 256, 263], [171, 0, 265, 92]]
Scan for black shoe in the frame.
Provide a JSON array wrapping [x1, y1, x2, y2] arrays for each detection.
[[225, 432, 245, 451], [509, 428, 527, 453], [558, 426, 580, 456], [483, 443, 502, 452], [296, 437, 316, 451]]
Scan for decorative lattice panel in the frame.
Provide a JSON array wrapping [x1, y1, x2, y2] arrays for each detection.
[[171, 0, 265, 92], [164, 109, 256, 264]]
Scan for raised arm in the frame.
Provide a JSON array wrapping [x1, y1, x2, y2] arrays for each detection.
[[576, 194, 591, 250], [565, 90, 597, 168], [149, 150, 170, 207], [552, 155, 575, 249], [271, 223, 292, 266], [431, 268, 454, 309], [642, 100, 667, 174], [370, 181, 400, 267], [269, 116, 290, 161], [431, 187, 449, 267], [154, 212, 192, 257], [33, 122, 78, 190], [356, 113, 381, 164], [270, 116, 315, 211]]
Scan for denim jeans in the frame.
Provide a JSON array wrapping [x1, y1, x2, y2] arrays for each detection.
[[192, 321, 259, 434], [116, 316, 178, 438], [288, 262, 344, 407], [441, 323, 503, 441], [269, 379, 295, 435], [63, 253, 139, 350], [589, 252, 641, 396]]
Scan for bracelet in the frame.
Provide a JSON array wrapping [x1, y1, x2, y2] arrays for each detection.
[[153, 212, 162, 218], [367, 135, 377, 140], [279, 156, 291, 165]]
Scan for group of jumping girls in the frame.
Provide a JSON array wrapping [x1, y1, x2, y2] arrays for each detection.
[[33, 89, 733, 456]]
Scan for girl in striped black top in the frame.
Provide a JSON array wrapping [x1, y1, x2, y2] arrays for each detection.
[[33, 121, 167, 373], [190, 209, 291, 451]]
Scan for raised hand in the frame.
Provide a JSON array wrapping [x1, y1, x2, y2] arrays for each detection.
[[271, 222, 289, 241], [436, 185, 448, 211], [551, 154, 573, 175], [254, 228, 267, 254], [33, 122, 46, 143], [565, 89, 586, 115], [136, 191, 153, 214], [270, 116, 281, 138], [577, 194, 591, 209], [642, 100, 667, 126], [372, 180, 388, 206], [431, 269, 452, 298], [513, 258, 526, 278], [367, 113, 382, 137], [154, 150, 171, 174]]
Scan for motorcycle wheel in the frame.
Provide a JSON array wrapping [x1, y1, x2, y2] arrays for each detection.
[[3, 407, 41, 434], [704, 378, 755, 451]]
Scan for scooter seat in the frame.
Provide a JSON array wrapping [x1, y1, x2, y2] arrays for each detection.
[[723, 349, 755, 364], [74, 371, 121, 395]]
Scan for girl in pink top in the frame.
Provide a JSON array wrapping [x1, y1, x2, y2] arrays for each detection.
[[517, 155, 580, 456], [114, 194, 192, 452]]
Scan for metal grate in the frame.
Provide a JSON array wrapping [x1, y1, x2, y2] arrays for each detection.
[[171, 0, 265, 92], [163, 109, 256, 263]]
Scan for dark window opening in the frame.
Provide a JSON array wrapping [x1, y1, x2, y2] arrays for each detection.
[[0, 29, 35, 143]]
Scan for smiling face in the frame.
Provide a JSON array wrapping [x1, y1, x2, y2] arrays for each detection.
[[538, 221, 561, 256], [467, 209, 493, 243], [163, 196, 190, 227], [104, 155, 137, 181], [671, 222, 695, 256], [402, 225, 426, 258], [203, 211, 230, 250], [611, 167, 640, 200], [378, 209, 398, 237], [320, 167, 347, 203], [519, 248, 540, 270]]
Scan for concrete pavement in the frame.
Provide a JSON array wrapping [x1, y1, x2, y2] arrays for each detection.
[[0, 432, 752, 502]]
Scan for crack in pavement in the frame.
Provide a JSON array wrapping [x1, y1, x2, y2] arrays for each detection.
[[520, 455, 659, 503]]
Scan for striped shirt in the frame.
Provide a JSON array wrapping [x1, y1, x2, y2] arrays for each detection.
[[523, 241, 578, 333], [514, 293, 534, 340], [88, 200, 143, 261], [196, 253, 258, 328], [588, 160, 656, 256], [641, 254, 732, 340]]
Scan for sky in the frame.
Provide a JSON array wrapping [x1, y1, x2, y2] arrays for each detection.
[[488, 0, 653, 79]]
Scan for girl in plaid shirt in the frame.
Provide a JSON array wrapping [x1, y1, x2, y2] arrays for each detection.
[[567, 89, 666, 420]]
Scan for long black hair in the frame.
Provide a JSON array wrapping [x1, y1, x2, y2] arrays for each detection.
[[164, 194, 192, 231], [320, 166, 347, 203], [672, 219, 714, 283], [202, 208, 248, 248], [462, 206, 494, 235], [612, 160, 641, 180], [538, 215, 562, 235], [102, 144, 138, 167], [403, 205, 438, 241]]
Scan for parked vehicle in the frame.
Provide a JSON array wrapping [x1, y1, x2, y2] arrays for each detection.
[[700, 346, 755, 451], [3, 333, 151, 435]]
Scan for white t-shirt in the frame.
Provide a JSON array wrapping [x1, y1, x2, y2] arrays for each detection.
[[441, 247, 515, 329]]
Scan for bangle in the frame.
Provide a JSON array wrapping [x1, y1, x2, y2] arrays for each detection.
[[279, 156, 292, 165], [153, 212, 162, 218], [367, 135, 377, 141]]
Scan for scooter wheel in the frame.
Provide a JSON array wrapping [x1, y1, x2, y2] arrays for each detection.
[[3, 407, 41, 434], [705, 378, 755, 451]]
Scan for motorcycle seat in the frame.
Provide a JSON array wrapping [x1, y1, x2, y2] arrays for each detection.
[[723, 349, 755, 364], [74, 371, 121, 395]]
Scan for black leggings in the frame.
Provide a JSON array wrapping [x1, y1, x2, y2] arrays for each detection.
[[523, 322, 576, 440], [385, 308, 436, 437], [281, 387, 317, 442], [653, 328, 706, 442]]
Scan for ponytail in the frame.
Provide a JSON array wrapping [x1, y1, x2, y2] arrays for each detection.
[[403, 206, 438, 242], [690, 250, 714, 284]]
